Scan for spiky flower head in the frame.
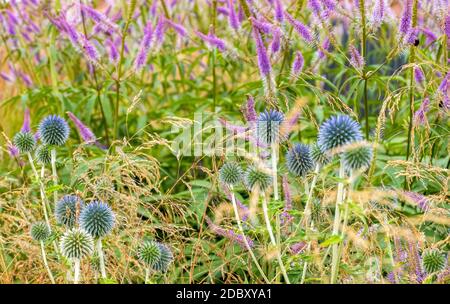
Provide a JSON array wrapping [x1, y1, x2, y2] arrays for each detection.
[[39, 115, 70, 146], [317, 115, 363, 152], [152, 243, 173, 273], [219, 162, 243, 185], [79, 200, 115, 238], [35, 144, 52, 164], [286, 144, 314, 177], [60, 228, 94, 259], [244, 166, 272, 191], [342, 144, 373, 171], [55, 195, 84, 228], [311, 142, 331, 166], [30, 222, 51, 242], [256, 109, 284, 145], [13, 131, 36, 153], [137, 240, 162, 267], [422, 250, 446, 274]]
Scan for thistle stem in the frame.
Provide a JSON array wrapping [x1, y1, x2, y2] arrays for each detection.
[[302, 164, 320, 228], [330, 158, 345, 284], [271, 143, 279, 201], [262, 192, 290, 283], [358, 0, 369, 139], [97, 239, 107, 279], [145, 267, 150, 284], [73, 258, 80, 284], [229, 185, 269, 283], [50, 149, 58, 208], [40, 241, 55, 284], [27, 153, 51, 230]]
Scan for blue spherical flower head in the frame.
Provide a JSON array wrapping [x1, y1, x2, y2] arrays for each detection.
[[219, 162, 243, 186], [79, 201, 115, 239], [244, 166, 272, 191], [30, 222, 51, 242], [35, 144, 52, 164], [60, 228, 94, 260], [39, 115, 70, 146], [256, 109, 284, 145], [311, 142, 332, 166], [152, 243, 173, 273], [13, 131, 36, 153], [422, 250, 446, 274], [138, 240, 162, 267], [317, 115, 363, 152], [286, 143, 314, 177], [55, 195, 84, 228]]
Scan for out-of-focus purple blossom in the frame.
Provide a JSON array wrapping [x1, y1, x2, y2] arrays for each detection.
[[165, 18, 187, 38], [244, 95, 257, 123], [34, 131, 40, 142], [406, 27, 419, 45], [404, 191, 430, 212], [217, 6, 230, 16], [318, 38, 330, 59], [320, 0, 336, 11], [280, 175, 294, 225], [386, 271, 397, 284], [445, 13, 450, 38], [106, 38, 119, 63], [67, 112, 101, 148], [437, 267, 450, 283], [250, 17, 272, 34], [291, 51, 304, 77], [414, 98, 430, 125], [439, 72, 449, 94], [21, 108, 31, 133], [7, 143, 20, 159], [134, 21, 154, 71], [270, 26, 281, 53], [253, 28, 271, 77], [414, 66, 425, 84], [349, 45, 365, 69], [274, 0, 284, 23], [195, 31, 227, 52], [290, 242, 307, 254], [79, 3, 118, 32], [153, 17, 167, 50], [238, 4, 245, 22], [19, 72, 33, 87], [421, 28, 437, 44], [150, 0, 158, 16], [206, 217, 254, 249], [227, 0, 240, 31], [308, 0, 323, 18], [285, 12, 313, 43], [79, 34, 99, 63], [399, 0, 412, 35], [219, 118, 247, 134], [0, 72, 14, 82], [371, 0, 385, 28]]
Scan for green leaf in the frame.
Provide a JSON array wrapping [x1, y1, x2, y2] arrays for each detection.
[[320, 235, 343, 247]]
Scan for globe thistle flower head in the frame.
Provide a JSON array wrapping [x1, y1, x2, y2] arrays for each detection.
[[35, 144, 52, 165], [60, 228, 94, 259], [422, 250, 446, 274], [55, 195, 84, 228], [13, 131, 36, 153], [30, 222, 51, 242], [311, 142, 331, 166], [244, 166, 272, 191], [219, 162, 243, 185], [317, 115, 363, 152], [152, 243, 173, 273], [137, 240, 162, 267], [342, 143, 373, 171], [256, 109, 284, 145], [79, 200, 115, 239], [39, 115, 70, 146], [286, 143, 314, 177]]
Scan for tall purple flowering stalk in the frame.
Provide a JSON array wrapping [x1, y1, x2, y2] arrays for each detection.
[[414, 66, 425, 84], [250, 17, 272, 34], [413, 96, 430, 124], [195, 31, 227, 52], [349, 45, 365, 70], [106, 38, 119, 63], [252, 27, 274, 95], [165, 18, 187, 38], [404, 191, 430, 212], [227, 0, 240, 31], [79, 3, 118, 33], [291, 51, 304, 78], [284, 12, 314, 43], [67, 112, 105, 149], [407, 241, 426, 283], [21, 108, 31, 133], [134, 21, 154, 71], [206, 217, 254, 249], [371, 0, 385, 29], [399, 0, 412, 36], [270, 26, 281, 54], [274, 0, 284, 23], [280, 175, 294, 226]]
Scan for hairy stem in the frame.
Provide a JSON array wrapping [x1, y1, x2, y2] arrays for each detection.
[[262, 192, 290, 283], [359, 0, 369, 139], [97, 239, 107, 279], [27, 153, 51, 229], [50, 149, 58, 208], [230, 185, 270, 283], [73, 258, 80, 284], [40, 241, 55, 284], [271, 143, 279, 201]]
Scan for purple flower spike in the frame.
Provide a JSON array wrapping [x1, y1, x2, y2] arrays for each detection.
[[318, 38, 330, 59], [80, 3, 118, 32], [67, 112, 97, 145], [308, 0, 322, 18], [250, 17, 272, 34], [196, 31, 227, 52], [291, 51, 304, 77], [349, 45, 365, 69], [280, 175, 294, 225], [106, 38, 119, 63], [274, 0, 284, 23], [290, 242, 307, 254], [421, 28, 437, 44], [399, 0, 412, 35], [413, 98, 430, 125], [227, 0, 240, 31], [414, 66, 425, 84], [206, 218, 254, 249], [134, 21, 154, 71], [285, 12, 313, 43], [253, 28, 271, 77], [270, 26, 281, 53], [79, 34, 99, 63], [320, 0, 336, 11], [445, 14, 450, 38], [7, 143, 20, 159], [21, 108, 31, 133], [404, 191, 430, 212], [166, 19, 187, 38], [371, 0, 385, 28], [406, 27, 419, 45], [244, 95, 257, 123]]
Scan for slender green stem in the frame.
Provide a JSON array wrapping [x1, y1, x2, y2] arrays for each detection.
[[50, 149, 58, 208], [40, 241, 55, 284], [330, 158, 345, 284], [271, 143, 279, 201], [97, 239, 107, 279], [262, 192, 290, 283], [302, 164, 319, 228], [145, 267, 150, 284], [229, 185, 270, 283], [358, 0, 369, 139], [27, 153, 51, 229], [73, 258, 80, 284]]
